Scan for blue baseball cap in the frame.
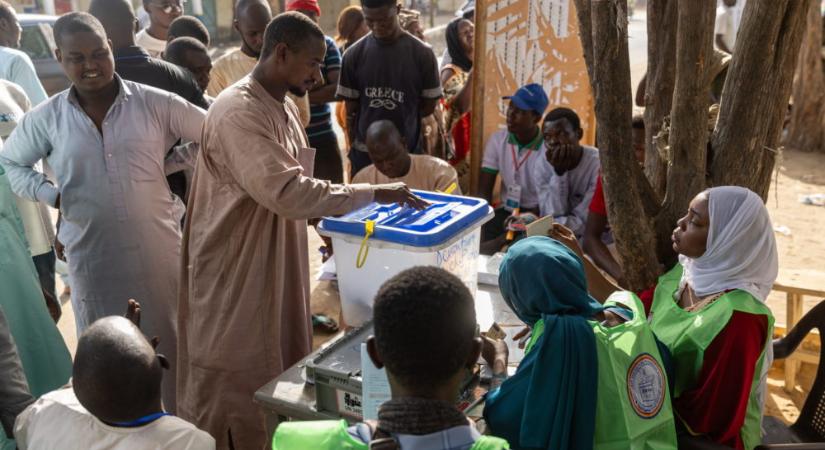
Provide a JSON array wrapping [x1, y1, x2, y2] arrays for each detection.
[[503, 83, 549, 116]]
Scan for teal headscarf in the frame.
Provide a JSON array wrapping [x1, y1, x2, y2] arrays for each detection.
[[484, 237, 604, 450]]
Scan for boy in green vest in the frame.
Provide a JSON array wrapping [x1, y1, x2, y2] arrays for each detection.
[[272, 266, 509, 449]]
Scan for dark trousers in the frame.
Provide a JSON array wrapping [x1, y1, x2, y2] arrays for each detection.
[[33, 249, 57, 301], [348, 148, 373, 180], [310, 133, 344, 183]]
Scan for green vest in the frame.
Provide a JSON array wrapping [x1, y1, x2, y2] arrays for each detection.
[[524, 291, 678, 449], [271, 419, 510, 450], [650, 264, 774, 450]]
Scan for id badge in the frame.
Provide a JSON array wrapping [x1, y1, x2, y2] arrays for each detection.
[[504, 184, 522, 212]]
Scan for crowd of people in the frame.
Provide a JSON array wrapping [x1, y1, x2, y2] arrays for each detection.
[[0, 0, 780, 448]]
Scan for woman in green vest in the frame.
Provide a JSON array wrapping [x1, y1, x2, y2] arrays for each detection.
[[559, 186, 777, 450], [482, 236, 677, 449]]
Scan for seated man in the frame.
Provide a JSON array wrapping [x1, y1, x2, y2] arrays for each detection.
[[582, 115, 646, 285], [531, 107, 600, 239], [164, 37, 212, 94], [353, 120, 460, 194], [272, 266, 509, 450], [167, 15, 210, 47], [14, 316, 215, 449], [478, 83, 549, 250]]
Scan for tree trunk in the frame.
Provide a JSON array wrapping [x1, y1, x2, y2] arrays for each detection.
[[711, 0, 812, 198], [574, 0, 660, 291], [652, 0, 716, 265], [784, 0, 825, 153], [642, 0, 677, 198], [575, 0, 811, 288]]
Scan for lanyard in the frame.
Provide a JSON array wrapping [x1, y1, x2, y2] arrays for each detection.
[[509, 144, 533, 174], [108, 411, 171, 427]]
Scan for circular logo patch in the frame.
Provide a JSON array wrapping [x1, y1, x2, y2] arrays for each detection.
[[626, 353, 666, 418]]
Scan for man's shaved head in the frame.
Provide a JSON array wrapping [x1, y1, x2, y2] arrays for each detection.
[[234, 0, 271, 58], [365, 120, 410, 179], [366, 119, 404, 149], [235, 0, 270, 18], [88, 0, 136, 49], [73, 317, 163, 423]]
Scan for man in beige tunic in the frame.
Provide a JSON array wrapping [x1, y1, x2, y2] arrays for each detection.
[[176, 12, 424, 450]]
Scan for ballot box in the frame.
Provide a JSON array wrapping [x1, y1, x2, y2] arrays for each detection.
[[318, 191, 493, 326]]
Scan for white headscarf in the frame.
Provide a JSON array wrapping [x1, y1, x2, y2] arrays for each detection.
[[679, 186, 778, 302]]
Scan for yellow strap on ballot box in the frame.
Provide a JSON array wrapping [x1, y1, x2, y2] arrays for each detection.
[[355, 220, 375, 269]]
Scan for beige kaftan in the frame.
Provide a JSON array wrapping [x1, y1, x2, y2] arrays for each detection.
[[177, 76, 374, 450], [206, 48, 311, 127], [352, 154, 461, 194]]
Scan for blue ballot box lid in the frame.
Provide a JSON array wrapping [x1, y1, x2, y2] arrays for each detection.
[[319, 190, 492, 247]]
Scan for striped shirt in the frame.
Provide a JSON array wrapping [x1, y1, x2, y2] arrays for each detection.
[[306, 36, 341, 141]]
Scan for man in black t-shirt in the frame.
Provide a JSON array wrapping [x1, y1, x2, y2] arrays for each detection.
[[337, 0, 442, 178]]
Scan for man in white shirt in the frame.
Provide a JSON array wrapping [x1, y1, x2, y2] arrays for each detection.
[[0, 12, 206, 412], [715, 0, 745, 54], [478, 83, 548, 250], [531, 107, 600, 239], [14, 315, 215, 450], [135, 0, 183, 57], [0, 2, 47, 105]]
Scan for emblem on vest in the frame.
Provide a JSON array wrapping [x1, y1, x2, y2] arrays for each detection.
[[627, 353, 665, 418]]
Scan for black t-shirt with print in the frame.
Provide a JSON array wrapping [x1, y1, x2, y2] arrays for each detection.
[[338, 32, 442, 153]]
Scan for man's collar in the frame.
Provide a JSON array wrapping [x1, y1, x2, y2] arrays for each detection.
[[507, 128, 543, 151], [67, 74, 132, 108]]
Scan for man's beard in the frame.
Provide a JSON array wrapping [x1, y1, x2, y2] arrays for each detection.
[[242, 36, 261, 59], [287, 85, 307, 97]]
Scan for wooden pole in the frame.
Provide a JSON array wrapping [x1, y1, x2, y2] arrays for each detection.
[[468, 0, 487, 196]]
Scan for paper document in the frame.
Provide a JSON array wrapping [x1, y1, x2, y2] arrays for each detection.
[[360, 343, 392, 420], [316, 257, 337, 281]]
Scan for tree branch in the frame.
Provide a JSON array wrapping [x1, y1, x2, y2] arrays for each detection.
[[575, 0, 660, 291], [711, 0, 812, 198], [653, 0, 716, 263], [784, 0, 825, 154], [642, 0, 678, 197]]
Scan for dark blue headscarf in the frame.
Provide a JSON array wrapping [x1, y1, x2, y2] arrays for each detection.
[[484, 237, 604, 450]]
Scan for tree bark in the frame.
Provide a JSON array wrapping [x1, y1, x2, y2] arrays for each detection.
[[711, 0, 813, 198], [643, 0, 678, 198], [652, 0, 716, 265], [784, 0, 825, 153], [574, 0, 660, 291]]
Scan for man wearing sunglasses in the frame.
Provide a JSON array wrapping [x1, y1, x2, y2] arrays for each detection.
[[136, 0, 183, 58]]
